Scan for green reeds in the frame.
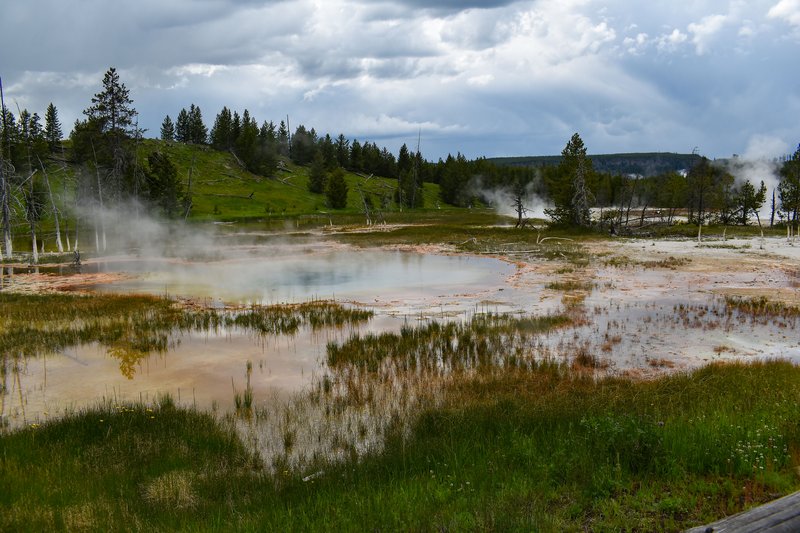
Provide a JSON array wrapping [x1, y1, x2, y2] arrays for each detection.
[[327, 313, 572, 373], [0, 293, 373, 358], [723, 296, 800, 321], [234, 361, 255, 416], [544, 280, 595, 292]]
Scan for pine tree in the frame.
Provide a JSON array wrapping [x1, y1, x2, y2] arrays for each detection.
[[325, 167, 349, 209], [277, 120, 289, 156], [12, 110, 47, 177], [349, 139, 363, 172], [736, 180, 767, 226], [160, 115, 175, 141], [320, 134, 336, 169], [290, 125, 315, 165], [175, 108, 189, 143], [308, 152, 327, 194], [145, 151, 183, 218], [335, 134, 349, 168], [397, 144, 412, 176], [210, 107, 233, 150], [84, 67, 136, 136], [44, 102, 63, 152], [187, 104, 207, 144], [779, 144, 800, 229], [259, 120, 276, 143], [235, 110, 258, 167], [231, 111, 241, 145], [544, 133, 594, 226]]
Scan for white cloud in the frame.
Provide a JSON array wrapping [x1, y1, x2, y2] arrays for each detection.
[[656, 28, 689, 52], [767, 0, 800, 27], [467, 74, 495, 86], [688, 13, 729, 54], [623, 32, 649, 55]]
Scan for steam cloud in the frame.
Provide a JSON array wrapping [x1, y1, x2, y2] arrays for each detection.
[[724, 135, 789, 220], [468, 175, 550, 221]]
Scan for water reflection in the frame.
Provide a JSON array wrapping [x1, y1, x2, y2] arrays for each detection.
[[0, 319, 390, 431], [0, 247, 516, 431], [91, 249, 514, 303]]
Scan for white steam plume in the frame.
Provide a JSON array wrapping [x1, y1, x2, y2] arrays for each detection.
[[725, 135, 788, 221], [468, 176, 550, 221]]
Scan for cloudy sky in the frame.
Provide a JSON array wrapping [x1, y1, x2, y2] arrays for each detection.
[[2, 0, 799, 160]]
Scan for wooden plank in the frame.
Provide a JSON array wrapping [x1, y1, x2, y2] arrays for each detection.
[[686, 491, 800, 532]]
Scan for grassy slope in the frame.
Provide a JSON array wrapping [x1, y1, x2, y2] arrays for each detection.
[[137, 139, 446, 221], [2, 361, 800, 531], [6, 140, 451, 253]]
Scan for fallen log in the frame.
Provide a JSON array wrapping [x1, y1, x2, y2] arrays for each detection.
[[204, 192, 255, 200]]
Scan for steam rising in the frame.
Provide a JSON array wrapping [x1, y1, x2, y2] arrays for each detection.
[[80, 202, 223, 260], [725, 135, 789, 220], [468, 176, 550, 221], [74, 203, 514, 305]]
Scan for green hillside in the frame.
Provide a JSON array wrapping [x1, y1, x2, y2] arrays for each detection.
[[136, 139, 444, 221], [0, 140, 453, 256]]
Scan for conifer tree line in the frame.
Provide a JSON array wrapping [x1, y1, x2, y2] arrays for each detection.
[[2, 67, 800, 263], [159, 105, 426, 208], [431, 136, 800, 232]]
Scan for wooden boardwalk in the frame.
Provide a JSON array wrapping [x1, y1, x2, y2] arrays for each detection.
[[686, 491, 800, 532]]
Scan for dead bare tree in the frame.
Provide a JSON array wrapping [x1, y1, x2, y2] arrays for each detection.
[[0, 158, 11, 259], [356, 184, 373, 226], [512, 190, 529, 228], [38, 156, 64, 252], [183, 154, 195, 220], [20, 169, 40, 264], [90, 140, 107, 252], [1, 77, 13, 259]]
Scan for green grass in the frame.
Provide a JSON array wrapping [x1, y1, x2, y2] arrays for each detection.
[[545, 280, 595, 292], [0, 293, 372, 360], [648, 222, 786, 239], [135, 139, 433, 221], [3, 361, 800, 531]]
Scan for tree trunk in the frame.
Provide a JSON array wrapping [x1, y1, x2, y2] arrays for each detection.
[[0, 77, 12, 260], [29, 214, 38, 265], [624, 178, 637, 227], [39, 157, 64, 253], [755, 211, 765, 250], [91, 140, 107, 253], [65, 219, 71, 252], [1, 172, 11, 259], [183, 155, 195, 220]]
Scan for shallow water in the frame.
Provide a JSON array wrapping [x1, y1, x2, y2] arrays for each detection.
[[5, 237, 799, 432], [1, 246, 517, 430], [1, 321, 379, 428], [92, 247, 516, 306]]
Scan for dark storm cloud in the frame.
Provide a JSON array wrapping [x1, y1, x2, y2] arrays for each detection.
[[385, 0, 522, 13], [1, 0, 799, 160]]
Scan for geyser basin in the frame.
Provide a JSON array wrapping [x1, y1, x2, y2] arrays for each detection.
[[93, 247, 516, 306], [1, 247, 520, 430]]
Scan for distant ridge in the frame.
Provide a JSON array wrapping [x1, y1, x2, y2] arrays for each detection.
[[487, 152, 702, 177]]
